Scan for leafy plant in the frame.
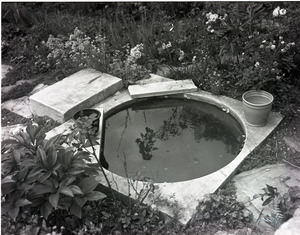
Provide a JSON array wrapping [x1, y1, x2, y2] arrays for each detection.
[[253, 183, 300, 230], [253, 184, 279, 206], [277, 186, 300, 221], [264, 208, 284, 230], [1, 121, 106, 222], [189, 185, 253, 229]]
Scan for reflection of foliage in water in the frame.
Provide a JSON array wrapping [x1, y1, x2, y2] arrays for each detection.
[[136, 107, 188, 160], [180, 104, 243, 155], [136, 127, 158, 160], [156, 107, 188, 141], [135, 100, 243, 160]]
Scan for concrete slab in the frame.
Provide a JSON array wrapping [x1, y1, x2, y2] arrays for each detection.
[[233, 164, 300, 230], [45, 80, 283, 224], [2, 96, 33, 118], [29, 69, 123, 123], [1, 124, 26, 141], [135, 73, 173, 85], [91, 91, 282, 224], [1, 65, 12, 80], [128, 79, 198, 98]]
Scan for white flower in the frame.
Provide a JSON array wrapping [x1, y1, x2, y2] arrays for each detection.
[[166, 41, 172, 48], [279, 9, 287, 15], [150, 204, 157, 210], [192, 56, 197, 63], [281, 41, 285, 44], [170, 24, 174, 31], [279, 36, 283, 40], [262, 40, 266, 43], [133, 51, 142, 59], [271, 45, 276, 50], [206, 12, 219, 22], [178, 50, 185, 61], [255, 62, 260, 67], [273, 6, 280, 17]]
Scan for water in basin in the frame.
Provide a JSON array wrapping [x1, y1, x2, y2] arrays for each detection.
[[103, 98, 244, 183]]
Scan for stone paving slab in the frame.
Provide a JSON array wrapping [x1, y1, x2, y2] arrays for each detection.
[[233, 164, 300, 230], [1, 64, 12, 80], [2, 96, 33, 118], [29, 69, 123, 123], [1, 124, 25, 141], [128, 79, 198, 98]]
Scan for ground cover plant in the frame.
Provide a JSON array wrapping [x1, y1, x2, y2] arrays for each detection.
[[2, 2, 300, 234]]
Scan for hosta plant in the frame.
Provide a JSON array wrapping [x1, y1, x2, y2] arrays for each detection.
[[1, 122, 106, 222]]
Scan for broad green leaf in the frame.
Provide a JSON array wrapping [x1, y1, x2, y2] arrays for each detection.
[[74, 151, 91, 160], [65, 176, 76, 187], [49, 192, 59, 208], [47, 146, 57, 168], [52, 163, 62, 172], [49, 178, 59, 189], [12, 149, 21, 164], [59, 176, 75, 188], [36, 131, 46, 147], [38, 171, 52, 183], [69, 185, 84, 195], [75, 196, 87, 207], [86, 191, 106, 201], [1, 202, 12, 214], [266, 184, 277, 195], [78, 176, 99, 194], [61, 150, 73, 166], [20, 158, 36, 168], [59, 187, 74, 197], [2, 176, 15, 184], [37, 148, 48, 169], [262, 196, 274, 206], [8, 206, 19, 221], [59, 197, 72, 208], [15, 199, 32, 207], [20, 131, 31, 145], [43, 134, 60, 153], [41, 201, 53, 219], [26, 122, 35, 143], [67, 168, 85, 175], [1, 139, 19, 146], [70, 202, 82, 218], [13, 134, 25, 145], [26, 168, 44, 184], [33, 125, 44, 140], [17, 166, 29, 181], [31, 184, 56, 195], [1, 181, 17, 195]]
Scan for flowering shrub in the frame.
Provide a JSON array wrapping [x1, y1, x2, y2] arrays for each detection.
[[196, 3, 298, 93], [43, 27, 109, 75], [39, 28, 150, 85], [149, 3, 300, 99], [109, 43, 150, 86]]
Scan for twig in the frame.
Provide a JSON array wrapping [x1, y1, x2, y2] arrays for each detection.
[[87, 133, 116, 201], [283, 159, 300, 170]]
